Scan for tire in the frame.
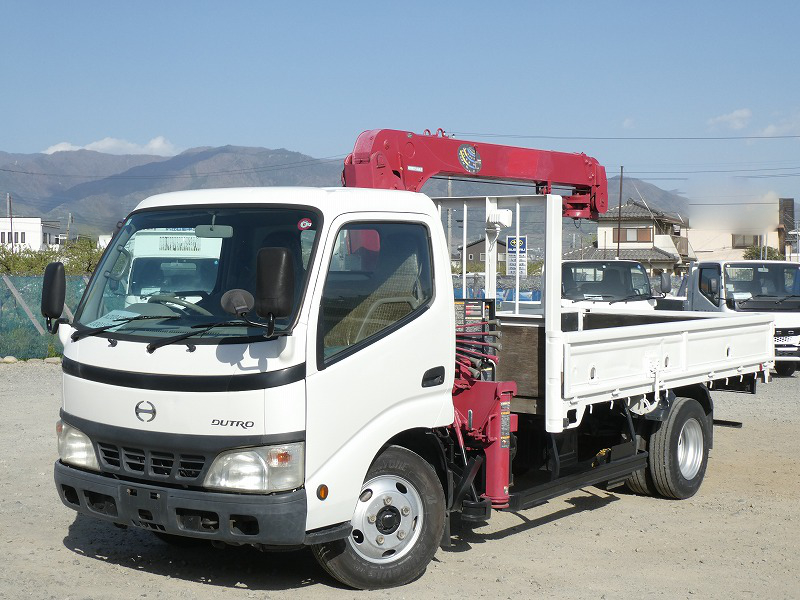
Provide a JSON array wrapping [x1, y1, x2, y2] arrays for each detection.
[[649, 397, 710, 499], [625, 455, 657, 496], [312, 445, 445, 590], [775, 362, 796, 377]]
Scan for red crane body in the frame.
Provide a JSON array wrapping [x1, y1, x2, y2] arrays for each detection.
[[342, 128, 608, 219]]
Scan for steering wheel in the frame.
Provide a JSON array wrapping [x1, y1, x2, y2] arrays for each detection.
[[147, 294, 213, 316]]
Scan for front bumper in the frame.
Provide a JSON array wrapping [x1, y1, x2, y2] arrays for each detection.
[[774, 332, 800, 360], [774, 346, 800, 360], [54, 461, 307, 545]]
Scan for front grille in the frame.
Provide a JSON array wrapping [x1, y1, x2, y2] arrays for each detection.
[[97, 442, 208, 483], [775, 336, 798, 345]]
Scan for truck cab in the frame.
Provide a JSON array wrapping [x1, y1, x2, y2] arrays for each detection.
[[681, 260, 800, 376], [48, 187, 456, 565], [561, 259, 658, 309]]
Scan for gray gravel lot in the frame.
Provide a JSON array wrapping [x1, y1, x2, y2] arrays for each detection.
[[1, 361, 798, 599]]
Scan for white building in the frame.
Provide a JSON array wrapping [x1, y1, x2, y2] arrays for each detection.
[[688, 199, 781, 261], [0, 217, 61, 250]]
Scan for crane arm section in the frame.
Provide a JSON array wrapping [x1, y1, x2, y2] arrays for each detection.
[[342, 129, 608, 218]]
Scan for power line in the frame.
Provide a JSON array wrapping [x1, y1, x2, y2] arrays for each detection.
[[450, 131, 800, 141], [616, 165, 800, 175]]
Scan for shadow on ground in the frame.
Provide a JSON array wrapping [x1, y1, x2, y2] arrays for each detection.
[[63, 514, 342, 592], [443, 488, 621, 553]]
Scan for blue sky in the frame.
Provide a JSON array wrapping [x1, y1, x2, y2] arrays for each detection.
[[2, 1, 799, 206]]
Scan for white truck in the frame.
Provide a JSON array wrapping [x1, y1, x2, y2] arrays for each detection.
[[659, 260, 800, 376], [561, 258, 667, 309], [41, 130, 775, 589]]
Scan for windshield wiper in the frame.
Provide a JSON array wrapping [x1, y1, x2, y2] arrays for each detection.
[[775, 294, 800, 305], [608, 293, 656, 304], [72, 315, 179, 342], [145, 320, 282, 353], [737, 294, 772, 306], [569, 296, 610, 303]]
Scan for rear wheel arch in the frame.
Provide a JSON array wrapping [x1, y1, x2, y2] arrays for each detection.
[[671, 384, 713, 448]]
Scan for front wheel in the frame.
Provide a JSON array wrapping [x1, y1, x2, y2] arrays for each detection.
[[649, 397, 710, 499], [775, 362, 796, 377], [312, 446, 445, 590]]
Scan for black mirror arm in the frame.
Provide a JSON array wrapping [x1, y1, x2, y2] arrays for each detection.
[[46, 316, 69, 335], [238, 311, 276, 338]]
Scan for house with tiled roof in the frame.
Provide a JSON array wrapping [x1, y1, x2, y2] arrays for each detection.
[[563, 199, 695, 275]]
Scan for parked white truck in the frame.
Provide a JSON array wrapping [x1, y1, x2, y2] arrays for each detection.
[[561, 259, 667, 309], [659, 260, 800, 376], [41, 130, 775, 589]]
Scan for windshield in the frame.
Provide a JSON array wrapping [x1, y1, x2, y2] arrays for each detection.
[[74, 206, 320, 341], [724, 262, 800, 301], [562, 261, 652, 301]]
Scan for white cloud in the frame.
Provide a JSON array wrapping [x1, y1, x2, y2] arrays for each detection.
[[43, 136, 177, 156], [622, 117, 635, 129], [758, 112, 800, 137], [707, 108, 752, 131]]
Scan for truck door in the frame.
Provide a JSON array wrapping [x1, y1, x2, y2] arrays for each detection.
[[693, 263, 723, 311], [302, 213, 455, 528]]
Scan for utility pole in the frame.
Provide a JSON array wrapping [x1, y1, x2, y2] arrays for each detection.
[[7, 193, 13, 254], [616, 166, 623, 258], [65, 212, 73, 246]]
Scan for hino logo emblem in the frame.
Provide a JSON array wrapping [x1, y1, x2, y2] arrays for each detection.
[[135, 401, 157, 423]]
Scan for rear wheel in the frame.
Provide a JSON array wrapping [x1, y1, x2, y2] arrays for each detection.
[[649, 397, 710, 499], [312, 446, 445, 590], [775, 362, 796, 377], [625, 436, 657, 496]]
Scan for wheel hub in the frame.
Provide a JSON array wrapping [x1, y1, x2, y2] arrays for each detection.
[[348, 474, 423, 564], [376, 506, 401, 534]]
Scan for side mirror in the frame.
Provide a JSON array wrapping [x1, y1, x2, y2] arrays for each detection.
[[709, 277, 719, 294], [41, 262, 66, 334], [659, 272, 671, 295], [709, 276, 721, 305], [256, 248, 295, 319]]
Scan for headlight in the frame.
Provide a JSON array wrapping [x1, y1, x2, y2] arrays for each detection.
[[56, 420, 100, 471], [203, 442, 304, 493]]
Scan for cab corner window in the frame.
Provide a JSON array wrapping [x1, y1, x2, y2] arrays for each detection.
[[321, 222, 433, 361]]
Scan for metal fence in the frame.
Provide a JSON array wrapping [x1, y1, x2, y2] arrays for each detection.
[[0, 276, 86, 359]]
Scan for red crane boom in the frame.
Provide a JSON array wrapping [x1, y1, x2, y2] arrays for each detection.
[[342, 128, 608, 219]]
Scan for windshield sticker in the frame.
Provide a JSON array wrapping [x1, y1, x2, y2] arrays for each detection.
[[298, 218, 313, 231], [159, 236, 201, 252], [86, 310, 141, 329]]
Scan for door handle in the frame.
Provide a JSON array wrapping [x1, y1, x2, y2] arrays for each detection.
[[421, 366, 445, 388]]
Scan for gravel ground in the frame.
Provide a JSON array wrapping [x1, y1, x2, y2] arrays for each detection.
[[1, 361, 798, 599]]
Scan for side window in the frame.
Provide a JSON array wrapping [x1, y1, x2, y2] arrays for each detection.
[[698, 265, 721, 305], [320, 222, 433, 362]]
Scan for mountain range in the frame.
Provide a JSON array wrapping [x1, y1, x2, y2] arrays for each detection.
[[0, 146, 690, 237]]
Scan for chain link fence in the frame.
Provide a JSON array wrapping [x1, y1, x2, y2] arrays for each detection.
[[0, 276, 86, 359]]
